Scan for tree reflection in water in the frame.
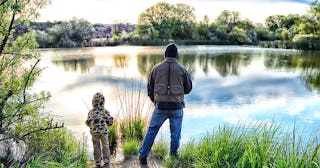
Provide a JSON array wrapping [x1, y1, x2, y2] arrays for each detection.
[[136, 52, 252, 78], [264, 50, 320, 91], [52, 58, 95, 73]]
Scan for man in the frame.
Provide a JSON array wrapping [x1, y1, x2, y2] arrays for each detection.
[[138, 43, 192, 165]]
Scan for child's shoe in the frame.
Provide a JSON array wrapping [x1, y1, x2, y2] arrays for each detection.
[[103, 157, 109, 164], [96, 162, 101, 167]]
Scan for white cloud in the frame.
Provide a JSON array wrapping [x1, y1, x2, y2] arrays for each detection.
[[38, 0, 309, 24]]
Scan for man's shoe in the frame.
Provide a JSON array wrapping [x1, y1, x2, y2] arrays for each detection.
[[139, 155, 147, 165], [103, 157, 109, 164], [170, 152, 178, 157], [96, 162, 101, 168]]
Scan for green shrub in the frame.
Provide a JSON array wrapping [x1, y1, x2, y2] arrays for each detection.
[[120, 118, 146, 141], [122, 139, 140, 158], [292, 34, 319, 43], [292, 34, 320, 49], [151, 138, 169, 159], [108, 120, 118, 155], [23, 128, 88, 167]]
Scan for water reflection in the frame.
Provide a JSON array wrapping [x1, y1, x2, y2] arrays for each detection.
[[46, 47, 320, 106], [36, 46, 320, 152], [212, 53, 251, 76], [113, 54, 129, 68], [264, 51, 320, 91], [136, 54, 163, 77], [52, 58, 95, 73], [136, 52, 252, 78]]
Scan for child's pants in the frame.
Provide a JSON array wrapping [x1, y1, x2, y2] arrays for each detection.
[[92, 133, 110, 164]]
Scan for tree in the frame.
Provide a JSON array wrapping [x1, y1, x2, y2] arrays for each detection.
[[0, 0, 68, 166], [282, 14, 301, 29], [254, 26, 274, 41], [111, 20, 135, 41], [137, 2, 196, 40], [47, 21, 74, 47], [308, 0, 320, 35], [265, 15, 285, 32], [310, 0, 320, 24], [46, 18, 94, 47], [296, 17, 318, 35], [212, 24, 229, 42], [196, 15, 211, 40], [70, 17, 95, 44], [229, 27, 252, 44], [210, 10, 252, 44], [215, 10, 241, 30]]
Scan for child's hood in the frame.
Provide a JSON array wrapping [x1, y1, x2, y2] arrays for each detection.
[[92, 92, 105, 108]]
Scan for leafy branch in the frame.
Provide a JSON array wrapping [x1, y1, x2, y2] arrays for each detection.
[[21, 119, 64, 139]]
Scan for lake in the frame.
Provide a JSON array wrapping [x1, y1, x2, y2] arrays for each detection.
[[33, 45, 320, 155]]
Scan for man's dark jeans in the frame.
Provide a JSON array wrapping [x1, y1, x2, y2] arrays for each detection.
[[139, 108, 183, 157]]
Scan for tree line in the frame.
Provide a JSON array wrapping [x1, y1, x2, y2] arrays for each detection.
[[16, 1, 320, 49]]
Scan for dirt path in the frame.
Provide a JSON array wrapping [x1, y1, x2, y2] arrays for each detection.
[[89, 156, 164, 168]]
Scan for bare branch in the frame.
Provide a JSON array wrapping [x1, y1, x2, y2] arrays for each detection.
[[21, 123, 64, 139], [0, 122, 64, 141], [0, 89, 13, 133], [0, 0, 8, 6], [0, 10, 16, 56], [23, 0, 45, 21], [22, 59, 40, 104]]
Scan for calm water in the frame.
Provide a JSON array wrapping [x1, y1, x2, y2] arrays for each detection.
[[34, 45, 320, 153]]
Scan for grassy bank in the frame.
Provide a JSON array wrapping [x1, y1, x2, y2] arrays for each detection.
[[91, 79, 320, 167], [6, 128, 89, 168], [111, 79, 319, 167], [166, 123, 320, 168]]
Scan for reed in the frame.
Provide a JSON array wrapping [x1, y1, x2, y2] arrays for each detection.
[[116, 78, 152, 141]]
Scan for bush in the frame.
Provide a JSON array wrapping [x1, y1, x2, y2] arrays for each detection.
[[292, 34, 320, 49], [120, 119, 146, 141], [108, 120, 118, 155], [151, 138, 169, 159], [292, 34, 319, 43], [229, 27, 252, 44], [23, 128, 88, 167], [122, 139, 140, 158]]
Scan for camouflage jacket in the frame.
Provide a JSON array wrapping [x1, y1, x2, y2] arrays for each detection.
[[86, 92, 113, 135]]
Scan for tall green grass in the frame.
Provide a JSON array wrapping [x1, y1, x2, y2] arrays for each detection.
[[108, 120, 118, 155], [22, 128, 88, 167], [151, 137, 169, 160], [122, 139, 140, 158], [166, 122, 320, 168]]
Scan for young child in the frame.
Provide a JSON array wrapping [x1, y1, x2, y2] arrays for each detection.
[[86, 92, 114, 167]]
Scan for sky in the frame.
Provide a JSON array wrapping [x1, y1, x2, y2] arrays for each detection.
[[38, 0, 312, 24]]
